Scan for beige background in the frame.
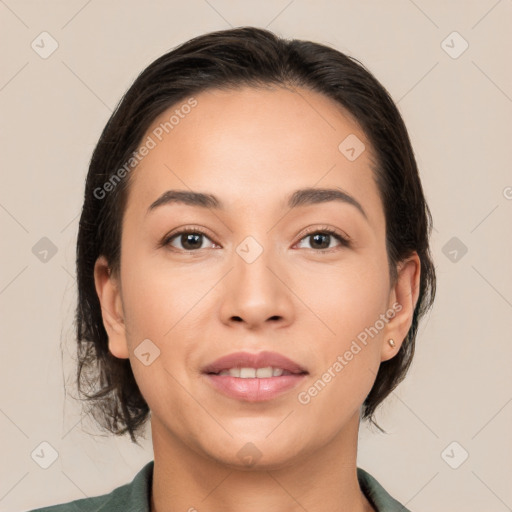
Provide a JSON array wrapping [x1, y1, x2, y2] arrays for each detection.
[[1, 1, 511, 511]]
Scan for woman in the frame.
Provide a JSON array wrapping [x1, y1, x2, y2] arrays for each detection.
[[31, 26, 436, 512]]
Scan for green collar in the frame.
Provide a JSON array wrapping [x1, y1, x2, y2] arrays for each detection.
[[357, 467, 412, 511], [31, 460, 411, 511]]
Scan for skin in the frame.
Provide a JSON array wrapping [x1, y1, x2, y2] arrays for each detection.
[[94, 85, 420, 512]]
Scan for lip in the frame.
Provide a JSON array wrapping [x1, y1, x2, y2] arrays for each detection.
[[202, 350, 308, 402], [204, 374, 307, 402], [202, 350, 307, 375]]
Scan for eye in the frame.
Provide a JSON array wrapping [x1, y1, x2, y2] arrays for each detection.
[[295, 226, 351, 252], [161, 225, 351, 253], [162, 228, 217, 252]]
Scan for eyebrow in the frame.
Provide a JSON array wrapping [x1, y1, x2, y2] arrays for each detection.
[[147, 187, 368, 220]]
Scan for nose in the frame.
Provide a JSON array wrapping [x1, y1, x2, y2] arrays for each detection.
[[218, 238, 295, 330]]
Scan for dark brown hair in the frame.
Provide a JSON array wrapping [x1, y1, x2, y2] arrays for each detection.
[[75, 26, 436, 444]]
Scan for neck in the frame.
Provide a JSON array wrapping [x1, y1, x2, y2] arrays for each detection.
[[150, 411, 375, 512]]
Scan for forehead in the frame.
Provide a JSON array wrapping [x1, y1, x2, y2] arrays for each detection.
[[123, 86, 383, 229]]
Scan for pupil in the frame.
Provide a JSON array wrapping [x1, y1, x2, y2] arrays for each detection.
[[179, 233, 331, 250], [312, 233, 329, 249], [183, 233, 202, 250]]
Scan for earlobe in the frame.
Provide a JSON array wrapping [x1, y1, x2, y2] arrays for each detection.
[[381, 253, 421, 362], [93, 255, 130, 359]]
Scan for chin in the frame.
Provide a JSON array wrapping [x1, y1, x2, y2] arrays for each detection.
[[201, 437, 307, 472]]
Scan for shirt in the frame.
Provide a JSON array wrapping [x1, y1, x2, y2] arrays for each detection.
[[28, 461, 411, 512]]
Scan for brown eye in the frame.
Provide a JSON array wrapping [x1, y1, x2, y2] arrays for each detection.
[[296, 228, 351, 251], [163, 229, 216, 252], [308, 233, 332, 250]]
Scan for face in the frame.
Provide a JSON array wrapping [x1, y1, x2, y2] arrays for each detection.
[[95, 85, 419, 469]]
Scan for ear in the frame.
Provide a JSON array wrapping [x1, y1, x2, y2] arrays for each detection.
[[381, 252, 421, 362], [93, 255, 129, 359]]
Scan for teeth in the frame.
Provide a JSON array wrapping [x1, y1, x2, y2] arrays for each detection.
[[239, 367, 255, 378], [256, 367, 273, 378], [216, 367, 288, 378]]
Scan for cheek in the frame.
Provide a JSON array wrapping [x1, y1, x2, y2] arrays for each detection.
[[293, 250, 390, 342], [292, 254, 389, 404], [294, 293, 386, 428], [118, 252, 202, 411], [119, 245, 209, 342]]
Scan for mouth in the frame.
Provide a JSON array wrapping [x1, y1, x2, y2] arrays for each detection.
[[202, 351, 308, 402], [202, 350, 308, 375], [209, 367, 303, 378]]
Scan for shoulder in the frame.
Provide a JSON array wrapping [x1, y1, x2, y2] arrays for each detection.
[[27, 460, 154, 512], [357, 467, 412, 512]]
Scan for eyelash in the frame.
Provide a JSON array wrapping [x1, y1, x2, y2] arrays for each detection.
[[297, 226, 352, 253], [161, 225, 352, 254]]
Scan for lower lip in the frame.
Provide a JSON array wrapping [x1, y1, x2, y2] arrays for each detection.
[[203, 374, 307, 402]]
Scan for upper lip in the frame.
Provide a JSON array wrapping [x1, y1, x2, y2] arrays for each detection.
[[202, 350, 308, 375]]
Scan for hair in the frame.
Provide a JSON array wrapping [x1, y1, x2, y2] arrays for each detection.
[[75, 26, 436, 444]]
